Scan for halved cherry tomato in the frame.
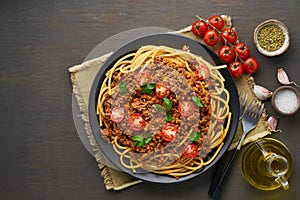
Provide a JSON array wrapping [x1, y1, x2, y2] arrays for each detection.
[[155, 81, 171, 98], [195, 64, 210, 80], [234, 42, 250, 60], [203, 30, 219, 46], [228, 61, 244, 78], [191, 20, 208, 37], [128, 113, 146, 131], [110, 107, 125, 123], [135, 71, 152, 85], [221, 28, 238, 44], [182, 144, 199, 158], [218, 45, 235, 64], [208, 15, 224, 30], [161, 123, 177, 142], [178, 102, 195, 117]]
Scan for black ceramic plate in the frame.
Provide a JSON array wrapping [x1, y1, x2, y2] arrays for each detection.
[[88, 33, 239, 183]]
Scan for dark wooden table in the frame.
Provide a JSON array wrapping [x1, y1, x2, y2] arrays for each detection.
[[1, 1, 299, 199]]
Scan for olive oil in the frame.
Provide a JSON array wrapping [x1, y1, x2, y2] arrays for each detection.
[[241, 138, 292, 191]]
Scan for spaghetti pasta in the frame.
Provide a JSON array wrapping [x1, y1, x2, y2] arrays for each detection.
[[96, 45, 231, 178]]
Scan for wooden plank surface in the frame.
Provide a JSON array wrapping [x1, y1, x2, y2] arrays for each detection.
[[0, 0, 299, 199]]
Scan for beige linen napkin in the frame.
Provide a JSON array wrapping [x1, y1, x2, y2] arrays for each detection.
[[68, 15, 270, 190]]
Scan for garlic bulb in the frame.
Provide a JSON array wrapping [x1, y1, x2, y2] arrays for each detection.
[[277, 68, 299, 87], [253, 85, 273, 100]]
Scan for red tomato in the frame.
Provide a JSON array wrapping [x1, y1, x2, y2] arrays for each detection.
[[182, 144, 199, 158], [135, 71, 152, 85], [234, 43, 250, 60], [228, 61, 244, 78], [195, 64, 210, 80], [128, 113, 146, 131], [243, 57, 259, 74], [203, 30, 219, 46], [221, 28, 238, 44], [218, 45, 236, 63], [208, 15, 224, 30], [161, 123, 178, 142], [155, 81, 171, 98], [110, 107, 125, 123], [178, 102, 195, 117], [191, 20, 208, 37]]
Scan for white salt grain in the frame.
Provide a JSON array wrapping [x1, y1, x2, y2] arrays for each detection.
[[274, 89, 299, 114]]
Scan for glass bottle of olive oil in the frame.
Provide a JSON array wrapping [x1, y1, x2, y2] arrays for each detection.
[[241, 138, 293, 191]]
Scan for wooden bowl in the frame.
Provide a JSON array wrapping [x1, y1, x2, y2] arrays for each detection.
[[254, 19, 290, 57], [271, 86, 300, 115]]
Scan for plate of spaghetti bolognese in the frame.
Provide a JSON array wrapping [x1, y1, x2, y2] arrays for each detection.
[[88, 33, 239, 183]]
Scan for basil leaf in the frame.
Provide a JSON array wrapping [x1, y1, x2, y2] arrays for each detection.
[[163, 98, 173, 112], [144, 137, 152, 144], [190, 132, 202, 141], [132, 134, 152, 147], [119, 81, 127, 96], [141, 83, 156, 94], [192, 96, 203, 107], [131, 135, 144, 142], [154, 104, 164, 112], [134, 141, 145, 147], [166, 112, 172, 122], [147, 83, 156, 89]]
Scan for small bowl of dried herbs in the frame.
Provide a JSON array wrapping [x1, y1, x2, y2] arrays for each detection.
[[254, 19, 290, 56]]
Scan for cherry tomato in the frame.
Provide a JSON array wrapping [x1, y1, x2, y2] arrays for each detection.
[[221, 28, 238, 44], [110, 107, 125, 123], [178, 102, 195, 117], [234, 42, 250, 60], [155, 81, 171, 98], [191, 20, 208, 37], [161, 123, 178, 142], [182, 144, 198, 158], [195, 64, 210, 80], [203, 30, 219, 46], [218, 45, 235, 63], [135, 71, 152, 85], [208, 15, 224, 30], [128, 113, 146, 131], [243, 57, 259, 74], [228, 61, 244, 78]]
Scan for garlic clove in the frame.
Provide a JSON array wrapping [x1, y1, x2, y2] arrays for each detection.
[[267, 115, 282, 133], [253, 85, 273, 100], [277, 68, 299, 87]]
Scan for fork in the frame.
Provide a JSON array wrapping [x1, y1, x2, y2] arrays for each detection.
[[209, 100, 264, 200], [208, 92, 248, 196]]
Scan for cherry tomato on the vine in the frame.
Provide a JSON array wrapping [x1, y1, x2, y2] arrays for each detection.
[[218, 45, 236, 63], [228, 61, 244, 78], [203, 30, 219, 46], [234, 42, 250, 60], [221, 28, 238, 44], [191, 20, 208, 37], [243, 57, 259, 74], [208, 15, 224, 30]]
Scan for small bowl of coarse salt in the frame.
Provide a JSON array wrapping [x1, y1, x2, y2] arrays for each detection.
[[271, 86, 300, 115]]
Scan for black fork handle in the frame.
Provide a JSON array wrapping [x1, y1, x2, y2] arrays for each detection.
[[208, 148, 239, 200]]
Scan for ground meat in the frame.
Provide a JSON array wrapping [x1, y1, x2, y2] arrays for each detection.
[[101, 57, 212, 158]]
